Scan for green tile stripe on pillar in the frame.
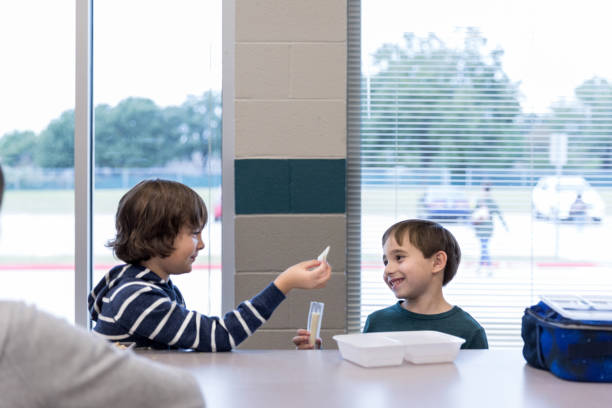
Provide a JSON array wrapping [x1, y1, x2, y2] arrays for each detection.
[[290, 159, 345, 213], [235, 159, 346, 214], [235, 159, 290, 214]]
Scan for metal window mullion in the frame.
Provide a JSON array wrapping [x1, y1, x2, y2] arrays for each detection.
[[221, 0, 235, 312], [75, 0, 93, 328]]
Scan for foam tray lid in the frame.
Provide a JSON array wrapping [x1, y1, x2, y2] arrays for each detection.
[[540, 294, 612, 321]]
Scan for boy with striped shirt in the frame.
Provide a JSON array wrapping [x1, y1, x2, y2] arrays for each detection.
[[89, 179, 331, 351]]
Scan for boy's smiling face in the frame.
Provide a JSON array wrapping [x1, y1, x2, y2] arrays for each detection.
[[149, 225, 205, 281], [382, 234, 440, 301]]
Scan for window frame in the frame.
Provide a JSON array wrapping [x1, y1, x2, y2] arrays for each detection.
[[74, 0, 93, 327], [74, 0, 228, 327], [348, 0, 612, 346]]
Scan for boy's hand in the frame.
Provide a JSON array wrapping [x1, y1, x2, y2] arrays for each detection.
[[292, 329, 322, 350], [274, 260, 331, 295]]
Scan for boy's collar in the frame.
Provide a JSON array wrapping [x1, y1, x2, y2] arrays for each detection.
[[129, 264, 167, 283], [397, 300, 454, 315]]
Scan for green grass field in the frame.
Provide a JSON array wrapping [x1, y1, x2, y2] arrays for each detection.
[[362, 186, 535, 215], [0, 187, 222, 265], [4, 185, 612, 216], [1, 187, 221, 214], [2, 185, 611, 267]]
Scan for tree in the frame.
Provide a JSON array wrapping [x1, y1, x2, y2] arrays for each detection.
[[35, 110, 74, 168], [168, 90, 222, 163], [574, 77, 612, 170], [95, 93, 222, 168], [95, 97, 175, 168], [541, 77, 612, 171], [9, 91, 223, 170], [363, 29, 524, 177], [0, 130, 37, 166]]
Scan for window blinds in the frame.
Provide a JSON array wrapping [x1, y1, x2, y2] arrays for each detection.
[[348, 1, 612, 347]]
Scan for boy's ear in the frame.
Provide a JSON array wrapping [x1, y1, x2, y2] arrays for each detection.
[[431, 250, 447, 275]]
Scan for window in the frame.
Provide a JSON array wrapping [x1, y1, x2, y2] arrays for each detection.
[[0, 0, 75, 320], [350, 0, 612, 347], [92, 0, 223, 316], [0, 0, 222, 322]]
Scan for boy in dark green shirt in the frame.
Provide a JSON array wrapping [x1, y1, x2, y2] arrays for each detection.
[[362, 303, 487, 349], [294, 219, 488, 349]]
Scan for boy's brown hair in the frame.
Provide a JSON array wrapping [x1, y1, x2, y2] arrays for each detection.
[[107, 179, 207, 264], [381, 219, 461, 286]]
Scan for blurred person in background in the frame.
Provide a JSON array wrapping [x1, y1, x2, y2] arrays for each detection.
[[471, 184, 508, 276], [569, 193, 588, 230]]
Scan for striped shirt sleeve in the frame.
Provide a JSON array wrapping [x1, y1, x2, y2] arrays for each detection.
[[108, 281, 285, 352]]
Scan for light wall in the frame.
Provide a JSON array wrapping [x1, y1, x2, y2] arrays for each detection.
[[231, 0, 347, 349]]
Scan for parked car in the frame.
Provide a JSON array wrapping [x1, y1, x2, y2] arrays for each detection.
[[214, 201, 222, 222], [417, 186, 471, 222], [532, 176, 605, 222]]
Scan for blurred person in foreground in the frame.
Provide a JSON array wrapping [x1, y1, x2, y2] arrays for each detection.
[[0, 164, 206, 408]]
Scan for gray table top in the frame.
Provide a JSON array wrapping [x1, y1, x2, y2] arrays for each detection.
[[139, 348, 611, 408]]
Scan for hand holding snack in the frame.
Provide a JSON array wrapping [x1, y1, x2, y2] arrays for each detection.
[[273, 247, 332, 294], [292, 328, 322, 350]]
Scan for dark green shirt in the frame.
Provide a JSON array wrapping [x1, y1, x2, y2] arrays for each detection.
[[363, 302, 488, 349]]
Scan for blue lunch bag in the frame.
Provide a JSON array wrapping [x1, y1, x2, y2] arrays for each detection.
[[521, 301, 612, 382]]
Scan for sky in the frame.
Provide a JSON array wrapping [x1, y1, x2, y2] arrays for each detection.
[[0, 0, 221, 137], [2, 0, 612, 137]]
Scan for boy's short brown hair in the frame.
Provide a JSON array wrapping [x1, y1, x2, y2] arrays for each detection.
[[107, 179, 208, 264], [382, 219, 461, 286]]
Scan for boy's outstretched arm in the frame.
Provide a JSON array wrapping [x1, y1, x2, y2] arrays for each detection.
[[104, 260, 331, 352], [198, 259, 330, 350]]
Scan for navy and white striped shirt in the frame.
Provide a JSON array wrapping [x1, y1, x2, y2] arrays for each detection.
[[88, 264, 285, 352]]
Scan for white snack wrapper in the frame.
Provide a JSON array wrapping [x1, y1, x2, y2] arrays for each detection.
[[317, 246, 330, 263]]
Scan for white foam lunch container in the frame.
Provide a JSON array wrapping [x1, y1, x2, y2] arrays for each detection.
[[333, 333, 405, 367], [334, 331, 466, 367], [373, 330, 466, 364]]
